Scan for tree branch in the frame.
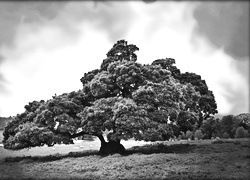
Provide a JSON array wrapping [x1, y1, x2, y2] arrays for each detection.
[[70, 131, 106, 144], [95, 134, 106, 144], [50, 127, 106, 144], [70, 131, 87, 138]]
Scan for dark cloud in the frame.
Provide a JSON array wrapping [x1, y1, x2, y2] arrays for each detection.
[[95, 3, 134, 42], [143, 0, 157, 3], [57, 1, 134, 43], [0, 1, 134, 49], [193, 1, 249, 59], [0, 1, 67, 48]]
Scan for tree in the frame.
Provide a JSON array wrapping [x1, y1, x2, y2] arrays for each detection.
[[3, 40, 216, 155], [219, 115, 235, 138], [200, 116, 221, 139], [235, 126, 248, 138], [232, 113, 250, 136]]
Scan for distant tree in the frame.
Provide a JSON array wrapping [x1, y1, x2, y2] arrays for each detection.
[[232, 113, 250, 136], [219, 115, 235, 138], [200, 116, 221, 139], [3, 40, 216, 155], [235, 126, 248, 138]]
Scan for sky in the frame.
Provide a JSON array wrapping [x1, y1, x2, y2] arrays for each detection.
[[0, 1, 249, 117]]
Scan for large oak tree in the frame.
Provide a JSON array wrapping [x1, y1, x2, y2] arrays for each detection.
[[3, 40, 217, 154]]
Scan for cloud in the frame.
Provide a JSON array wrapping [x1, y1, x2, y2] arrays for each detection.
[[193, 1, 249, 59], [0, 2, 68, 96], [0, 1, 248, 117], [192, 1, 249, 114], [0, 2, 67, 48], [0, 1, 135, 116], [55, 1, 135, 42]]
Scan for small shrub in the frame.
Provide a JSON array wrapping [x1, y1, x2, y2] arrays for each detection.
[[194, 130, 204, 140], [185, 130, 193, 140], [180, 131, 186, 140], [244, 130, 249, 137], [222, 132, 230, 139], [177, 135, 182, 141]]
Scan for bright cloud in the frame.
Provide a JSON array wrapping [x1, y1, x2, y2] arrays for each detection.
[[0, 19, 111, 116]]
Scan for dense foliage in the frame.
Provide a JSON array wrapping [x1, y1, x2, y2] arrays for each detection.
[[192, 113, 250, 140], [3, 40, 218, 154]]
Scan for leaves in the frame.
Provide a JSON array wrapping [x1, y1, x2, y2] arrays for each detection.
[[101, 40, 139, 71]]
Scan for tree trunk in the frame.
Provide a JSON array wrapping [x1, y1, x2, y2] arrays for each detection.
[[96, 134, 125, 155], [99, 140, 126, 155]]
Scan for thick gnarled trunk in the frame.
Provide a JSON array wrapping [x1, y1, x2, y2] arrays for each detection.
[[99, 141, 125, 155], [96, 134, 125, 155]]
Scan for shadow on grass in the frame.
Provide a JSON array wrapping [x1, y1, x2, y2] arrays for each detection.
[[4, 143, 197, 163], [4, 150, 99, 163], [126, 143, 197, 155]]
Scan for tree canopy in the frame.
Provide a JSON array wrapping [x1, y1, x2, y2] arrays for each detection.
[[3, 40, 218, 154]]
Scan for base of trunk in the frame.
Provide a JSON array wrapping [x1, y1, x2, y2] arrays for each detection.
[[99, 141, 125, 155]]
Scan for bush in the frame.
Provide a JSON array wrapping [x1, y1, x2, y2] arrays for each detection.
[[222, 132, 230, 139], [180, 131, 186, 140], [235, 126, 247, 138], [244, 129, 249, 137], [194, 129, 204, 140], [185, 130, 193, 140]]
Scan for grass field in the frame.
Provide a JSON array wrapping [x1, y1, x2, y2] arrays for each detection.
[[0, 136, 249, 180]]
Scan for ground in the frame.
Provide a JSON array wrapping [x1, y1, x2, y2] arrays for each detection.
[[0, 133, 249, 180]]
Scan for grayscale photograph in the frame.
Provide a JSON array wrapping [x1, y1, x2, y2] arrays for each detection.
[[0, 1, 249, 179]]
